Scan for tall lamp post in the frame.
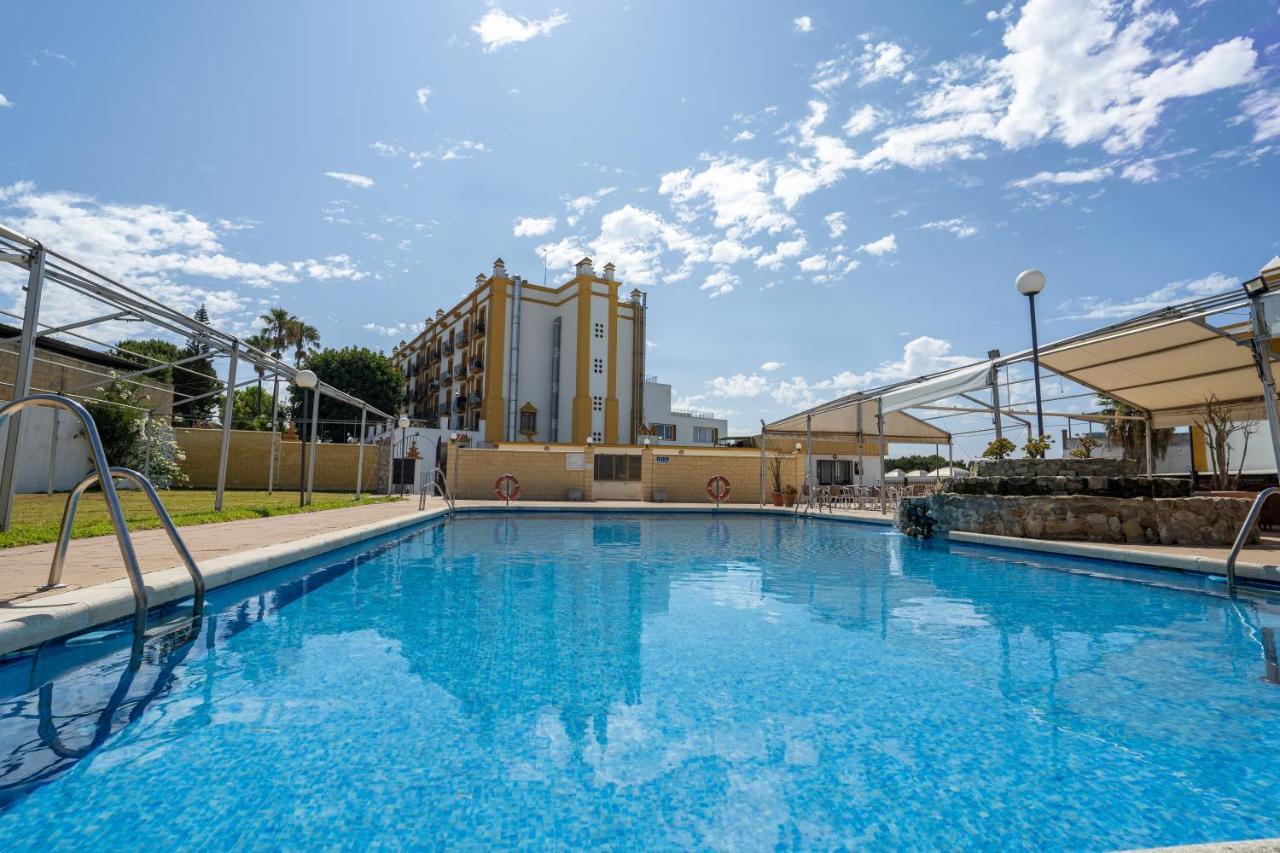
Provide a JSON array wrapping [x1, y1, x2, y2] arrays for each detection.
[[1016, 269, 1047, 438], [295, 369, 318, 507]]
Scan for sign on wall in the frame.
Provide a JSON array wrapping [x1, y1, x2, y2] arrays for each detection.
[[565, 453, 585, 470]]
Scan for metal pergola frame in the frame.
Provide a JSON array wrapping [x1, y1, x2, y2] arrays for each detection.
[[0, 223, 396, 530]]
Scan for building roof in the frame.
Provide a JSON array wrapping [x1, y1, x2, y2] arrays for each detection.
[[767, 398, 953, 444], [0, 323, 142, 372]]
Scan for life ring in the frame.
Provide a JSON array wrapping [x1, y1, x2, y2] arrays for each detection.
[[706, 475, 731, 503], [494, 474, 521, 502]]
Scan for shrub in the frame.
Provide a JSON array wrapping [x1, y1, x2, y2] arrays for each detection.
[[1069, 434, 1101, 459], [1023, 434, 1054, 459], [82, 378, 188, 488], [981, 437, 1016, 461]]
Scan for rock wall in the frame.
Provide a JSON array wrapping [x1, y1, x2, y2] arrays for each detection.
[[950, 476, 1190, 498], [900, 493, 1255, 547], [972, 458, 1139, 478]]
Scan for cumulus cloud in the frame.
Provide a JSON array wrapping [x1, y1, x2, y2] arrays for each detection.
[[710, 373, 769, 397], [1056, 273, 1234, 320], [324, 171, 374, 189], [660, 156, 794, 239], [859, 40, 913, 85], [415, 87, 431, 111], [563, 186, 615, 226], [824, 211, 847, 238], [843, 105, 879, 136], [793, 16, 813, 33], [1008, 166, 1113, 188], [700, 268, 738, 298], [364, 321, 413, 338], [513, 215, 556, 237], [755, 236, 808, 270], [471, 7, 568, 52], [1241, 88, 1280, 142], [1120, 159, 1159, 183], [761, 361, 784, 372], [857, 233, 897, 255], [0, 94, 12, 109]]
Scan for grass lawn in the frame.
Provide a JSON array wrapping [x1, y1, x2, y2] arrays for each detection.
[[0, 490, 400, 549]]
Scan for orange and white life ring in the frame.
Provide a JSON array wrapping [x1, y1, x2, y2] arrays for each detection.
[[706, 475, 731, 503], [494, 474, 521, 502]]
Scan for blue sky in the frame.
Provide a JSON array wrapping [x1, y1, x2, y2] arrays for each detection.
[[2, 0, 1278, 446]]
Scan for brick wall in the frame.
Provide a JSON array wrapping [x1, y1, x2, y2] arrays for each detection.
[[447, 443, 805, 504], [177, 428, 381, 491]]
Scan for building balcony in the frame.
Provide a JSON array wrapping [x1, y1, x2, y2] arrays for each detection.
[[443, 344, 454, 357], [457, 332, 469, 347], [468, 394, 482, 408], [470, 357, 484, 372], [453, 396, 466, 412], [474, 320, 486, 337]]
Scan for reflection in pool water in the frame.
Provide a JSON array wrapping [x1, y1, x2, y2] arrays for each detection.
[[1, 512, 1279, 850]]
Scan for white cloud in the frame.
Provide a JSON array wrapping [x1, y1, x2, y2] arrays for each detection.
[[409, 139, 489, 165], [1242, 88, 1280, 142], [920, 218, 978, 238], [513, 215, 556, 238], [755, 236, 808, 270], [1056, 273, 1234, 319], [0, 94, 12, 109], [1009, 166, 1113, 188], [324, 171, 374, 189], [843, 105, 879, 136], [857, 233, 897, 255], [1120, 159, 1159, 183], [364, 321, 413, 338], [773, 100, 859, 209], [660, 156, 793, 239], [824, 211, 846, 238], [856, 0, 1258, 171], [710, 373, 769, 397], [760, 361, 784, 372], [471, 7, 569, 52], [793, 16, 813, 33], [732, 129, 756, 142], [415, 87, 431, 111], [859, 41, 913, 85], [291, 254, 367, 281], [535, 236, 588, 270], [708, 238, 760, 265], [370, 141, 403, 157], [589, 204, 708, 285], [700, 268, 738, 298], [563, 186, 615, 225], [798, 254, 828, 272]]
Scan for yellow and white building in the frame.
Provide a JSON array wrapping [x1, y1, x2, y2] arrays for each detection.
[[392, 257, 648, 445]]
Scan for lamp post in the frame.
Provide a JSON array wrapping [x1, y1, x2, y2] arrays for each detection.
[[398, 415, 410, 496], [1016, 269, 1047, 438], [295, 369, 318, 507]]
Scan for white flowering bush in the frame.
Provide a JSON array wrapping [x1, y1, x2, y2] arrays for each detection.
[[83, 378, 188, 489]]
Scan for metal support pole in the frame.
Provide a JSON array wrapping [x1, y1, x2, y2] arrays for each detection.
[[0, 243, 46, 531], [298, 389, 308, 508], [306, 388, 320, 505], [806, 414, 813, 492], [1144, 414, 1154, 478], [877, 398, 886, 515], [46, 408, 60, 495], [1248, 296, 1280, 481], [267, 372, 280, 494], [989, 364, 1003, 443], [142, 410, 153, 480], [213, 343, 238, 512], [857, 403, 865, 487], [356, 407, 367, 499]]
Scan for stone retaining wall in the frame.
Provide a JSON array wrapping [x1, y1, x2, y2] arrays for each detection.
[[972, 458, 1138, 478], [899, 493, 1255, 547]]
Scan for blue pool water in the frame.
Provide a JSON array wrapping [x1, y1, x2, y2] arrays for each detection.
[[2, 511, 1280, 850]]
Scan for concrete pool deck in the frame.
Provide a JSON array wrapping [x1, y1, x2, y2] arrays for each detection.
[[3, 497, 1280, 657]]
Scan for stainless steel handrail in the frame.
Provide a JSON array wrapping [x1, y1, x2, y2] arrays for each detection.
[[0, 394, 148, 637], [418, 465, 455, 515], [48, 466, 205, 620], [1225, 486, 1278, 593]]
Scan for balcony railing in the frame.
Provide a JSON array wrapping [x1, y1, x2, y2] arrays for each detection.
[[468, 394, 482, 407], [470, 357, 484, 372], [474, 320, 486, 336], [457, 332, 469, 347]]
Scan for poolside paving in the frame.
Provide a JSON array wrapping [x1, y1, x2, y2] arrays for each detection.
[[3, 497, 1278, 611]]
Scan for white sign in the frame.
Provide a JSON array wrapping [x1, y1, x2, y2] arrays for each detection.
[[565, 453, 585, 471]]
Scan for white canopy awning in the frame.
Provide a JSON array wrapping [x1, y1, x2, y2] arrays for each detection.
[[766, 399, 952, 443], [880, 360, 993, 414]]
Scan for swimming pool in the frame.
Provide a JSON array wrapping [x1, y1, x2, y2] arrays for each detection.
[[2, 511, 1279, 849]]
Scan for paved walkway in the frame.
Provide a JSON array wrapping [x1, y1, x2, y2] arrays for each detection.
[[0, 498, 431, 605]]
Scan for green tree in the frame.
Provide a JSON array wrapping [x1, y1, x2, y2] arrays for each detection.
[[288, 319, 321, 366], [232, 386, 279, 430], [291, 347, 403, 441], [242, 332, 274, 417], [116, 338, 181, 384], [1097, 396, 1172, 469], [259, 307, 296, 359], [82, 379, 187, 488], [883, 454, 951, 472], [174, 306, 221, 425]]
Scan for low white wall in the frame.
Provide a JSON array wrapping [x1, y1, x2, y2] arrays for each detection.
[[0, 407, 94, 493]]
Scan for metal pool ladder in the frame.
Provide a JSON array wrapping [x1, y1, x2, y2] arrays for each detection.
[[0, 393, 206, 640], [1225, 486, 1279, 593], [418, 465, 455, 515]]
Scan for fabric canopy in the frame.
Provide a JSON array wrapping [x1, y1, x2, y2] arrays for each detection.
[[766, 398, 952, 444], [879, 360, 993, 414], [1036, 314, 1276, 428]]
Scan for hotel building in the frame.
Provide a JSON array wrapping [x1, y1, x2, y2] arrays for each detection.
[[392, 257, 648, 446]]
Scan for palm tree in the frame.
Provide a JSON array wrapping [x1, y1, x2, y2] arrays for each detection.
[[243, 333, 273, 419], [288, 320, 321, 366], [259, 307, 295, 360], [1097, 396, 1172, 468]]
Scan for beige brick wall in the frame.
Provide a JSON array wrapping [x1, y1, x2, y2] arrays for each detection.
[[446, 443, 805, 504], [177, 428, 381, 491], [2, 342, 173, 414]]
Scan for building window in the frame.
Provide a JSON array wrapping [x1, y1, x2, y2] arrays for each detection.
[[592, 395, 603, 412], [817, 459, 854, 486], [693, 426, 718, 444], [592, 357, 604, 374], [594, 322, 605, 339], [591, 431, 603, 443], [653, 423, 676, 441], [519, 408, 537, 436], [594, 453, 641, 481]]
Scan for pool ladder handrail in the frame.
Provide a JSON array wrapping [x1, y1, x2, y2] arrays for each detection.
[[1224, 486, 1279, 593], [0, 393, 205, 640], [418, 465, 455, 515]]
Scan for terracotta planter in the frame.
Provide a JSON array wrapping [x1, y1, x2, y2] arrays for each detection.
[[771, 492, 784, 507], [783, 493, 796, 507]]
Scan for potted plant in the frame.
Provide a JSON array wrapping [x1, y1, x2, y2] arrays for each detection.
[[981, 437, 1016, 461], [1022, 433, 1054, 459], [782, 484, 798, 507], [768, 455, 785, 506]]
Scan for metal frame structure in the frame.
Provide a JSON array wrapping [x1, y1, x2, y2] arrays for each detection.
[[0, 223, 396, 530]]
